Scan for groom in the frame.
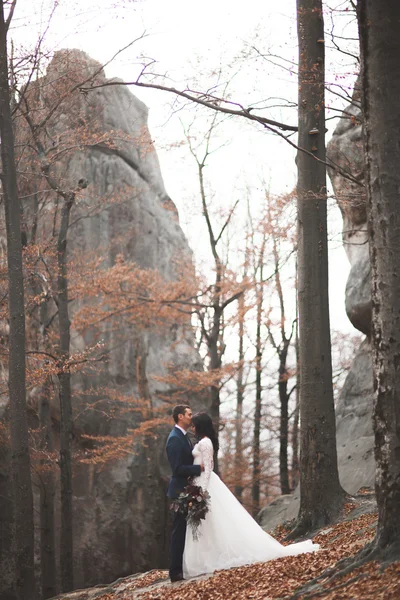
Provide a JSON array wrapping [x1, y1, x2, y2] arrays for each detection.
[[166, 405, 204, 582]]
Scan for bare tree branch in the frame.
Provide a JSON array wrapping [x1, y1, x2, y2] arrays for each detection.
[[80, 77, 298, 132]]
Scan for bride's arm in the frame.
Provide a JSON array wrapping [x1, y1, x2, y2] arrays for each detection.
[[199, 438, 214, 490]]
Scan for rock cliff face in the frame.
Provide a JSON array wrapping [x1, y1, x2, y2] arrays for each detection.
[[326, 80, 375, 495], [0, 49, 204, 596]]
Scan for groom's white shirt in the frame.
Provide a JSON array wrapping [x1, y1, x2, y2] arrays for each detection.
[[175, 425, 187, 436]]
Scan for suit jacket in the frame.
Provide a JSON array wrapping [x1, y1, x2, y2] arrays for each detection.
[[166, 426, 201, 499]]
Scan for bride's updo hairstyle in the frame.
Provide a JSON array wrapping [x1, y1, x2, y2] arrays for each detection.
[[192, 412, 219, 453]]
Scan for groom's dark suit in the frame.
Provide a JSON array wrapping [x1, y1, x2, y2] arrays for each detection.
[[166, 426, 201, 579]]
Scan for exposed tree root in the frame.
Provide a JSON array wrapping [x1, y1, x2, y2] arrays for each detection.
[[287, 539, 400, 599], [284, 492, 350, 542], [294, 572, 369, 599]]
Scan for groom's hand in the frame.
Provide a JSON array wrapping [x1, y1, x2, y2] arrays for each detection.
[[200, 464, 205, 471]]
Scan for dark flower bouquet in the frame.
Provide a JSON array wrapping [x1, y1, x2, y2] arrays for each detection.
[[172, 481, 210, 540]]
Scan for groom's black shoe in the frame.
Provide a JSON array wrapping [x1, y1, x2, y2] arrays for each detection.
[[170, 573, 184, 583]]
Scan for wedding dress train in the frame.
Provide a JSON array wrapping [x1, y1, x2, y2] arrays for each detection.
[[183, 437, 319, 578]]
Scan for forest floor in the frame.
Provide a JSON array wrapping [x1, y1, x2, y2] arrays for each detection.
[[53, 488, 400, 600]]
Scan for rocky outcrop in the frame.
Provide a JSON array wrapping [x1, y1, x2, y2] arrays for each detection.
[[327, 79, 371, 337], [326, 79, 374, 495], [0, 49, 205, 597]]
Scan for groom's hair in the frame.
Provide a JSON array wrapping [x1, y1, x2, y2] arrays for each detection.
[[172, 404, 190, 423]]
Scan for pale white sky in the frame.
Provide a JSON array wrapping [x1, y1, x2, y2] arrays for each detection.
[[11, 0, 359, 336]]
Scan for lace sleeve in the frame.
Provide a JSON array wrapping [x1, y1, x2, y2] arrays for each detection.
[[198, 437, 214, 490]]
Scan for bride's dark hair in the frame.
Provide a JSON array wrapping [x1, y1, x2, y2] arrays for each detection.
[[192, 412, 219, 454]]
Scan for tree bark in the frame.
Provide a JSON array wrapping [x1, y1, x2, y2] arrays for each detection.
[[234, 293, 245, 501], [198, 158, 224, 473], [39, 388, 57, 599], [270, 217, 292, 496], [57, 194, 74, 592], [38, 299, 57, 599], [278, 344, 290, 495], [357, 0, 400, 557], [135, 335, 152, 418], [291, 316, 300, 490], [0, 3, 36, 598], [208, 303, 222, 474], [294, 0, 345, 534], [251, 282, 263, 517]]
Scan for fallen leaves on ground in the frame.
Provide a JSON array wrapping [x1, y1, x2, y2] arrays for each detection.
[[95, 570, 169, 600], [57, 509, 400, 600], [129, 511, 398, 600]]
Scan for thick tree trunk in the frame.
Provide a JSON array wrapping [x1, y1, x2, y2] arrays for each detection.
[[57, 195, 74, 592], [234, 293, 245, 501], [0, 4, 36, 598], [358, 0, 400, 558], [294, 0, 345, 534]]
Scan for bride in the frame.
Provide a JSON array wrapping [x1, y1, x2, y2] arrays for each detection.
[[183, 412, 319, 578]]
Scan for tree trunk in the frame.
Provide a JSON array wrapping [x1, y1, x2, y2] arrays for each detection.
[[278, 345, 290, 495], [26, 231, 58, 599], [294, 0, 345, 534], [39, 388, 57, 599], [291, 319, 300, 490], [0, 4, 36, 598], [135, 335, 152, 418], [38, 299, 57, 599], [57, 194, 74, 592], [208, 316, 221, 474], [198, 158, 223, 473], [251, 284, 262, 517], [291, 391, 300, 491], [234, 293, 245, 501], [291, 259, 300, 490], [358, 0, 400, 558]]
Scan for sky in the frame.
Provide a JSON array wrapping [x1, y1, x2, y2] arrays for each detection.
[[11, 0, 360, 336]]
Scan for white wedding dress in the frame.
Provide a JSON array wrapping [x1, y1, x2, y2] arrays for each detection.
[[183, 437, 319, 578]]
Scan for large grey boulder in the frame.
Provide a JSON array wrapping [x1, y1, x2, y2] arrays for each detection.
[[334, 339, 375, 494]]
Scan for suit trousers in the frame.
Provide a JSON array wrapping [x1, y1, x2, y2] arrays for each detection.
[[169, 507, 187, 578]]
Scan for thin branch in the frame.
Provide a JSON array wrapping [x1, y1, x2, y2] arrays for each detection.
[[220, 289, 244, 312], [215, 199, 240, 246]]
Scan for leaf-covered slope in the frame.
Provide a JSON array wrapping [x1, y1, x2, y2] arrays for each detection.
[[51, 497, 400, 600]]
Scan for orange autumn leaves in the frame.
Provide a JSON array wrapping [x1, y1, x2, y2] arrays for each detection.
[[72, 254, 199, 334]]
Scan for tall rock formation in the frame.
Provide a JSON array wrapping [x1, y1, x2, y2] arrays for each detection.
[[0, 49, 205, 597], [326, 79, 375, 495]]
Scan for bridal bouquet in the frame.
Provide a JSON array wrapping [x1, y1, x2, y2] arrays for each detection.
[[172, 482, 210, 540]]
